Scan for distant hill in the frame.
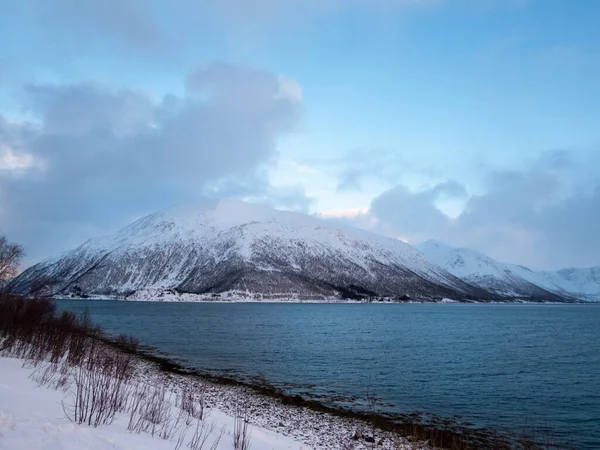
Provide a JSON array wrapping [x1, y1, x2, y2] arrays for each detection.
[[418, 240, 598, 302]]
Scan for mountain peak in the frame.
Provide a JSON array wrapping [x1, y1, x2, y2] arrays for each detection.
[[418, 241, 597, 301], [11, 200, 488, 301]]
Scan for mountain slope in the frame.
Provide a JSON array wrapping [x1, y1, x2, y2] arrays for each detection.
[[418, 240, 597, 302], [12, 200, 493, 301], [509, 265, 600, 302]]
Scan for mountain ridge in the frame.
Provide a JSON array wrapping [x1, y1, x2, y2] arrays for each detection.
[[11, 199, 493, 301], [417, 240, 598, 302]]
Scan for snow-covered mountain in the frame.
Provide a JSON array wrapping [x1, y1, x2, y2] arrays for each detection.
[[417, 240, 599, 302], [11, 199, 493, 301], [509, 265, 600, 302]]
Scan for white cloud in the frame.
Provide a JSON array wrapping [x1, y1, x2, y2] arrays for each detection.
[[0, 63, 309, 265], [316, 207, 369, 219], [0, 147, 37, 171], [349, 150, 600, 269], [277, 77, 303, 102]]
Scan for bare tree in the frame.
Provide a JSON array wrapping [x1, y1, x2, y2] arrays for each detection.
[[0, 236, 24, 294]]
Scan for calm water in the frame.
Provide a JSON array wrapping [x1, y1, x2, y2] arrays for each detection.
[[56, 300, 600, 448]]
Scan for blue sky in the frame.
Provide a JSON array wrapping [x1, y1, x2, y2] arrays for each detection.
[[1, 0, 599, 269]]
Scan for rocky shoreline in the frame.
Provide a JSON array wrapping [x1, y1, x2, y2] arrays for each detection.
[[116, 337, 541, 450], [135, 358, 431, 450]]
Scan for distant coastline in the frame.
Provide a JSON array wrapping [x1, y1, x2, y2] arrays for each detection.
[[54, 289, 585, 304]]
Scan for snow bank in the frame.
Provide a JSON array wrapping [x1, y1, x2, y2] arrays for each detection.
[[0, 356, 304, 450]]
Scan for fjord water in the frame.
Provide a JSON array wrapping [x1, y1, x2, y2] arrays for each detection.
[[56, 300, 600, 448]]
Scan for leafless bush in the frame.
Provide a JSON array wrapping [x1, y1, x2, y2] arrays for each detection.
[[174, 424, 188, 450], [30, 359, 72, 391], [233, 402, 252, 450], [0, 296, 98, 372], [0, 236, 24, 294], [0, 294, 233, 448], [127, 382, 175, 436], [189, 420, 225, 450], [62, 339, 134, 427], [159, 408, 189, 441]]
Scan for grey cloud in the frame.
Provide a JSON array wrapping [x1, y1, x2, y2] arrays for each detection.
[[0, 63, 306, 265], [336, 148, 412, 191], [307, 148, 439, 192], [26, 83, 155, 137], [364, 150, 600, 269], [371, 181, 463, 240]]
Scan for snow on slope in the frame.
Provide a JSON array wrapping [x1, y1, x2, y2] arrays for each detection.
[[0, 356, 306, 450], [418, 240, 599, 302], [12, 199, 489, 301], [510, 265, 600, 301]]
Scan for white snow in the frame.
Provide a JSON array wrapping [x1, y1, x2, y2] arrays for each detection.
[[418, 240, 600, 301], [0, 355, 304, 450], [0, 352, 424, 450], [509, 264, 600, 301]]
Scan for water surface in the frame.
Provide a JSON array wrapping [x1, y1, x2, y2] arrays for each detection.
[[56, 300, 600, 449]]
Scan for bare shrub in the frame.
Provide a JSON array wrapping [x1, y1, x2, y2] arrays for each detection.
[[158, 408, 188, 441], [174, 424, 188, 450], [127, 381, 176, 436], [233, 402, 252, 450], [189, 420, 225, 450], [30, 359, 72, 391], [62, 340, 134, 427], [0, 236, 24, 294]]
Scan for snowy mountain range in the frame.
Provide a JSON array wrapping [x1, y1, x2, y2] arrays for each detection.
[[418, 240, 600, 302], [11, 200, 598, 302], [11, 199, 492, 301]]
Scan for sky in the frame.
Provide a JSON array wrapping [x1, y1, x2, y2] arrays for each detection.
[[0, 0, 599, 270]]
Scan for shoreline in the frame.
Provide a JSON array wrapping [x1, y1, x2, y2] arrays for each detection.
[[101, 332, 555, 450], [0, 347, 430, 450], [55, 292, 585, 305]]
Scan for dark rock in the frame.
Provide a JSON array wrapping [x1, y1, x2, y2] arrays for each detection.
[[282, 394, 305, 406]]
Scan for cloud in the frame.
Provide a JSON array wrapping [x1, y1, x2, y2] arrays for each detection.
[[358, 150, 600, 269], [0, 147, 37, 171], [370, 181, 465, 240], [306, 148, 439, 192], [0, 63, 307, 265], [316, 207, 369, 219]]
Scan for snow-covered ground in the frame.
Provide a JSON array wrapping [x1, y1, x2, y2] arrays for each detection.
[[0, 356, 304, 450], [0, 354, 425, 450]]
